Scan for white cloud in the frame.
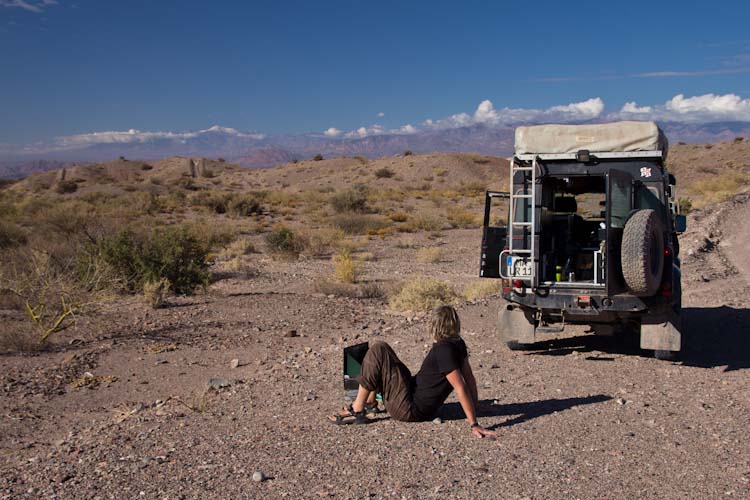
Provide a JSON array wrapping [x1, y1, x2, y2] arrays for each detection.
[[0, 0, 57, 12], [53, 125, 265, 147], [377, 112, 385, 117], [397, 124, 418, 134], [614, 93, 750, 122], [424, 97, 605, 130], [344, 124, 386, 139], [324, 127, 342, 137], [621, 102, 653, 114]]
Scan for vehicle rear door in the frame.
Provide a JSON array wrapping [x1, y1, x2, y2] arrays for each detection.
[[479, 191, 509, 278]]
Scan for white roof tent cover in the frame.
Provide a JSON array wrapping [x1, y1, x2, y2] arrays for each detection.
[[515, 121, 668, 158]]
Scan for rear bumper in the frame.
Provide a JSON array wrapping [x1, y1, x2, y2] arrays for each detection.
[[503, 287, 667, 323]]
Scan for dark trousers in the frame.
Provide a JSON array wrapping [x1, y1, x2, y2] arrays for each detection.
[[358, 341, 420, 422]]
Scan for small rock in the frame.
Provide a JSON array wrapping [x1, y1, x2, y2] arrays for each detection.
[[432, 417, 443, 424], [615, 398, 629, 405], [207, 378, 236, 390], [230, 359, 240, 369], [304, 347, 312, 354], [701, 274, 711, 282], [284, 330, 299, 338], [252, 471, 266, 482], [154, 359, 168, 365]]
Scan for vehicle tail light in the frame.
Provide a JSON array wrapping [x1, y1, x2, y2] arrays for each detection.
[[512, 279, 524, 288], [664, 248, 671, 256], [661, 282, 672, 297], [502, 279, 511, 294]]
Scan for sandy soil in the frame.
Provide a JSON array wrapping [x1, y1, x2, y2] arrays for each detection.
[[2, 198, 750, 499]]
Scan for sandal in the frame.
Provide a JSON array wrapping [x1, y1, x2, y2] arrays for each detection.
[[364, 401, 385, 415], [328, 405, 369, 425]]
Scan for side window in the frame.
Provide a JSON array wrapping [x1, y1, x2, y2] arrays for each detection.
[[635, 182, 665, 221], [609, 174, 632, 229]]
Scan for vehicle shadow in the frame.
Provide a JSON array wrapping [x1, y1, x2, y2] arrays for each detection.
[[680, 306, 750, 371], [439, 395, 612, 429], [517, 306, 750, 371]]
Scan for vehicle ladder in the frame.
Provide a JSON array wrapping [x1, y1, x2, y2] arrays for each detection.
[[506, 156, 537, 287]]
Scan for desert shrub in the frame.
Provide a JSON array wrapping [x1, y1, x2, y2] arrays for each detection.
[[178, 177, 199, 191], [446, 207, 478, 228], [55, 179, 78, 194], [330, 186, 369, 213], [97, 226, 210, 294], [354, 155, 368, 164], [463, 280, 501, 301], [374, 167, 394, 179], [313, 154, 324, 161], [405, 213, 444, 232], [416, 247, 442, 263], [303, 228, 345, 257], [404, 150, 413, 156], [191, 191, 263, 217], [218, 237, 257, 261], [734, 137, 744, 143], [313, 278, 383, 299], [0, 247, 114, 346], [389, 276, 457, 312], [678, 197, 693, 214], [457, 180, 487, 197], [333, 249, 360, 283], [143, 278, 170, 308], [389, 211, 409, 223], [330, 213, 389, 235], [265, 225, 305, 258], [227, 194, 263, 216], [0, 220, 27, 249]]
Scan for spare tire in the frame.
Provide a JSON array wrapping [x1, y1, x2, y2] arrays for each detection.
[[621, 209, 664, 296]]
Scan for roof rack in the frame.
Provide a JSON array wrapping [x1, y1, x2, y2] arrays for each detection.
[[515, 151, 664, 161]]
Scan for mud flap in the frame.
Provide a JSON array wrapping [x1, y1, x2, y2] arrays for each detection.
[[498, 305, 535, 344], [640, 311, 682, 352]]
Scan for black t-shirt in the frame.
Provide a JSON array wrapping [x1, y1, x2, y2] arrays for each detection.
[[412, 337, 468, 420]]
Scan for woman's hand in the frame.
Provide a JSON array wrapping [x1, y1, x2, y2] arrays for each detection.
[[471, 425, 497, 439]]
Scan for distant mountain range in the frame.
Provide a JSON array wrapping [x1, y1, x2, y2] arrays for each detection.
[[2, 121, 749, 179]]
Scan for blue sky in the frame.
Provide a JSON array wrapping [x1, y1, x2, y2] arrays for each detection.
[[3, 0, 750, 145]]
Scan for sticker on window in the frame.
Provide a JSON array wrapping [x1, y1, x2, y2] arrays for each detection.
[[640, 167, 652, 178]]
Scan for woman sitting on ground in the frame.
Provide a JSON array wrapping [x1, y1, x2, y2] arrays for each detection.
[[329, 305, 497, 439]]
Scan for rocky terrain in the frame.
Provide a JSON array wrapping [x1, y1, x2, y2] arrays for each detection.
[[1, 147, 749, 499]]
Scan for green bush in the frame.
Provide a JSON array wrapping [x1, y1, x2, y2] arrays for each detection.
[[97, 226, 210, 294], [330, 185, 369, 213], [330, 214, 389, 235], [265, 225, 305, 257], [55, 180, 78, 194], [0, 220, 27, 249], [678, 197, 693, 214], [374, 167, 394, 179], [389, 276, 457, 312], [227, 194, 263, 216], [313, 154, 324, 161]]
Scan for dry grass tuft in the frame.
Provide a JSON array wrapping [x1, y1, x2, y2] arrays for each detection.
[[416, 247, 442, 263], [462, 280, 502, 301], [143, 278, 170, 309], [389, 276, 457, 312], [333, 249, 360, 283]]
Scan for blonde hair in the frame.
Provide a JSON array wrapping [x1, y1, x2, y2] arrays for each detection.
[[429, 305, 461, 341]]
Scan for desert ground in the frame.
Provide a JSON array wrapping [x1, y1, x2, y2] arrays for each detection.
[[1, 146, 750, 499]]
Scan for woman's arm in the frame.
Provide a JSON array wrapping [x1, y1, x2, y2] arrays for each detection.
[[461, 358, 479, 409], [445, 369, 497, 439]]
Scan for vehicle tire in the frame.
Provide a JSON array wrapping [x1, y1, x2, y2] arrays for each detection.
[[621, 209, 664, 296], [506, 340, 534, 351], [654, 349, 679, 361]]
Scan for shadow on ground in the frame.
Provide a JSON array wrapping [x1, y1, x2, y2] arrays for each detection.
[[680, 306, 750, 371], [508, 306, 750, 371], [439, 395, 612, 428]]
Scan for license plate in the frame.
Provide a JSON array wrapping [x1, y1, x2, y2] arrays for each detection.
[[507, 256, 532, 277]]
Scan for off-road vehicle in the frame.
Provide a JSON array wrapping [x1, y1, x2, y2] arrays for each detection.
[[479, 121, 687, 360]]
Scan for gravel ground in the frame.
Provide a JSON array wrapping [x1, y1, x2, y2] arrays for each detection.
[[2, 198, 750, 499]]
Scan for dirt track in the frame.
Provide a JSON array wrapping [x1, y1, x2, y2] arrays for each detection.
[[2, 197, 750, 499]]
